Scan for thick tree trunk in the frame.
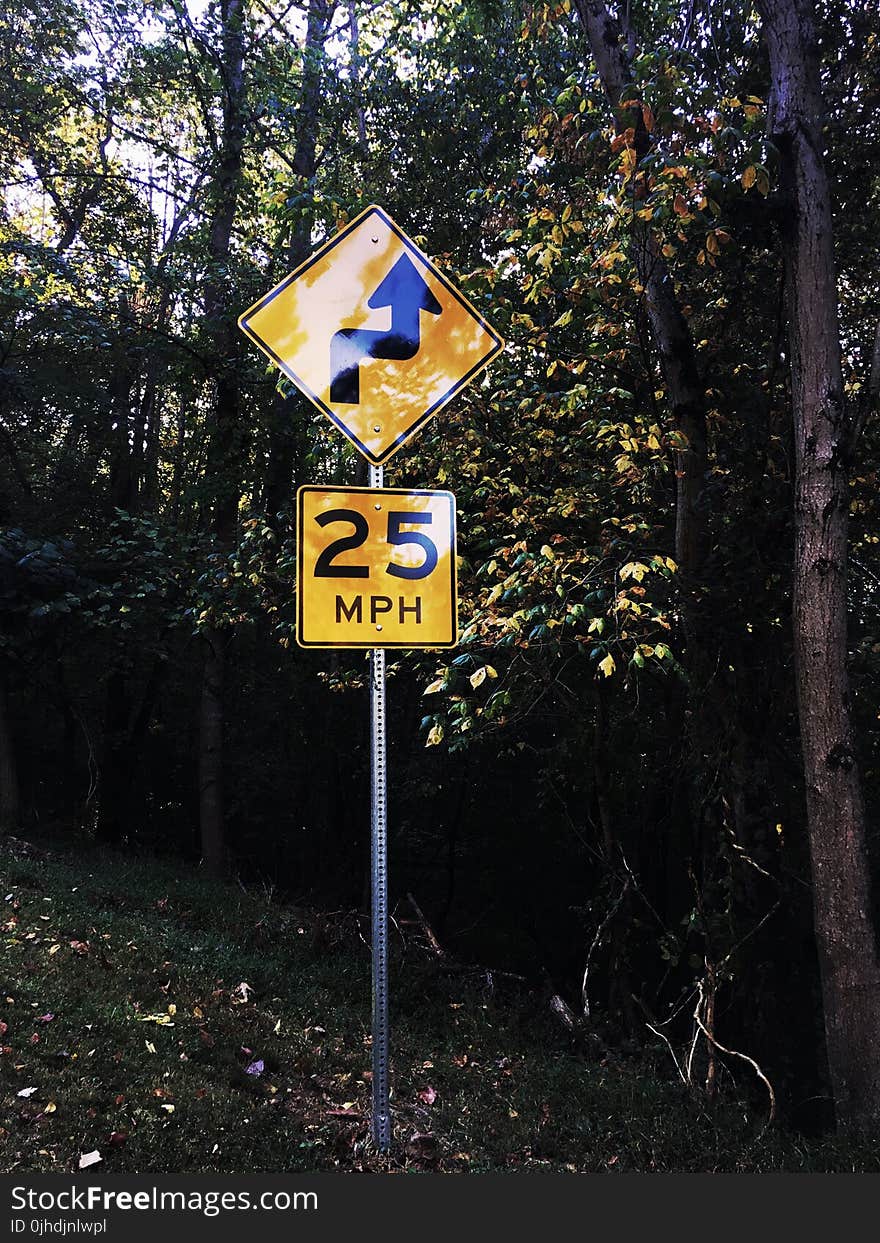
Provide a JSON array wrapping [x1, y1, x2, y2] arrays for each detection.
[[573, 0, 707, 577], [759, 0, 880, 1134]]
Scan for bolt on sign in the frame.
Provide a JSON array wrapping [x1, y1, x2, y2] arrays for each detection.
[[238, 205, 504, 464], [297, 486, 457, 649]]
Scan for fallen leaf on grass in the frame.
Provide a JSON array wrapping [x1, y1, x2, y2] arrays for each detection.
[[37, 1013, 54, 1023], [0, 1021, 7, 1036], [17, 1087, 38, 1098], [245, 1060, 264, 1076], [78, 1151, 101, 1170], [108, 1131, 127, 1146], [69, 941, 89, 956], [138, 1013, 175, 1027], [418, 1086, 437, 1105]]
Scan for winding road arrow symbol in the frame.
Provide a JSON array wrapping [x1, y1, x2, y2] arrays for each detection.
[[330, 253, 442, 405]]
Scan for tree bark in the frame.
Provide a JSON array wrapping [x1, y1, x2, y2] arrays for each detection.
[[759, 0, 880, 1135]]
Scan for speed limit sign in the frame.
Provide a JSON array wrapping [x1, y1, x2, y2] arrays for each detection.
[[296, 485, 457, 649]]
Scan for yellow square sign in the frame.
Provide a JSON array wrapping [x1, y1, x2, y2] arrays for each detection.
[[239, 206, 504, 464], [297, 486, 457, 649]]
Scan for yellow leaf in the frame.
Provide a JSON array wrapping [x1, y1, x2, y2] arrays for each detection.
[[43, 1102, 57, 1114], [741, 165, 757, 190], [470, 667, 488, 689], [540, 544, 555, 560], [426, 724, 444, 748], [424, 679, 445, 695], [599, 654, 616, 678], [706, 232, 720, 255]]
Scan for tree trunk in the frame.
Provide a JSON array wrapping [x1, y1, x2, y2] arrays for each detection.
[[108, 293, 136, 512], [760, 0, 880, 1135], [261, 0, 329, 520], [199, 628, 226, 875], [97, 667, 130, 845], [197, 0, 248, 875]]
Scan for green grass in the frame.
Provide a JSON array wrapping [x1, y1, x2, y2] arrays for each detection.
[[2, 837, 879, 1174]]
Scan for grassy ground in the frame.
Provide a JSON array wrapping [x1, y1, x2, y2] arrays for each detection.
[[2, 836, 878, 1174]]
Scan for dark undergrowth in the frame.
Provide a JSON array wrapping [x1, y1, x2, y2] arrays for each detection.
[[2, 836, 878, 1174]]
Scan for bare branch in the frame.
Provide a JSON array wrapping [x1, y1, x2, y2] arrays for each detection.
[[693, 980, 777, 1129]]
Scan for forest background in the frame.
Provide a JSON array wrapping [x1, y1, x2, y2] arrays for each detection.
[[3, 0, 880, 1170]]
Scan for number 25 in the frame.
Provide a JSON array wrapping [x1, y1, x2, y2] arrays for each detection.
[[314, 509, 438, 580]]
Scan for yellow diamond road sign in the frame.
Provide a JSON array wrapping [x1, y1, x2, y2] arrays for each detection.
[[297, 486, 457, 649], [239, 205, 504, 464]]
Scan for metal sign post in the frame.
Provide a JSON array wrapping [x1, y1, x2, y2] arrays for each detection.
[[239, 205, 503, 1155], [368, 462, 391, 1151]]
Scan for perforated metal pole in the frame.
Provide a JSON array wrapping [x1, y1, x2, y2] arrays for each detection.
[[369, 462, 391, 1152]]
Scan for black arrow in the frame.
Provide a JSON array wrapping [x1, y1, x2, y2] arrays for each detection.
[[330, 253, 442, 405]]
